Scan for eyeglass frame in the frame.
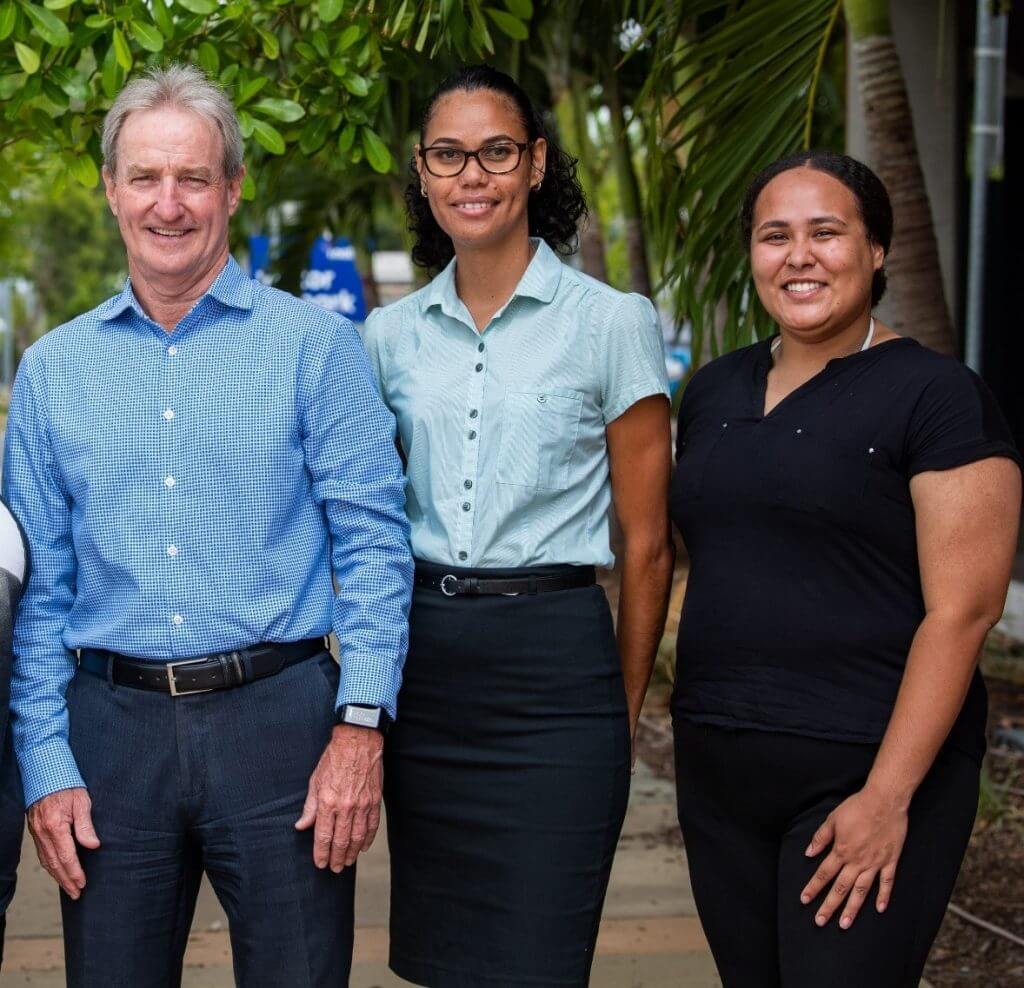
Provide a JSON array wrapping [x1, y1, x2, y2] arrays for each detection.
[[417, 140, 534, 177]]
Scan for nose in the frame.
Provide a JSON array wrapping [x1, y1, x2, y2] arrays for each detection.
[[153, 176, 185, 220], [785, 234, 814, 268], [459, 154, 488, 185]]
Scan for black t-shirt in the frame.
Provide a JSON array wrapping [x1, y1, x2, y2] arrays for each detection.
[[670, 337, 1021, 762]]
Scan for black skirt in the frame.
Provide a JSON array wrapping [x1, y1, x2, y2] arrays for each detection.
[[384, 564, 631, 988]]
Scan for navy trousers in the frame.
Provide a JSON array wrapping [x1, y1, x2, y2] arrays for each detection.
[[0, 725, 23, 971], [62, 649, 354, 988]]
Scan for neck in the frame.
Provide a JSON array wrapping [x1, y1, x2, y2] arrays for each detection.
[[129, 247, 230, 333], [774, 311, 873, 368], [453, 233, 534, 329]]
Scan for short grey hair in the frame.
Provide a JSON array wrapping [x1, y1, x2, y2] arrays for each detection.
[[102, 63, 244, 178]]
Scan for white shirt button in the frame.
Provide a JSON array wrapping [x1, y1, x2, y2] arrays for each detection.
[[167, 345, 178, 356], [164, 475, 175, 488], [163, 408, 174, 421], [172, 613, 184, 626], [167, 544, 178, 557]]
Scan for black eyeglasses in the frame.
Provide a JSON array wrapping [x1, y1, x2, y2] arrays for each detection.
[[419, 141, 531, 177]]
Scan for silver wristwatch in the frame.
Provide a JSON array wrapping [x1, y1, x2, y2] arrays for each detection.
[[336, 704, 388, 733]]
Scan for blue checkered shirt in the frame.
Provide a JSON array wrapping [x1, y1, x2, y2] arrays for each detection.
[[3, 257, 412, 807]]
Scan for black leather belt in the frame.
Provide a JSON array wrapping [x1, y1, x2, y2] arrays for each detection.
[[77, 637, 327, 696], [414, 565, 595, 597]]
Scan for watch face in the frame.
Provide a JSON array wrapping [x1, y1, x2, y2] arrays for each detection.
[[343, 705, 382, 729]]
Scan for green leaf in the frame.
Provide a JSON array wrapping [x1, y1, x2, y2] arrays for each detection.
[[14, 41, 39, 73], [219, 63, 239, 85], [43, 0, 76, 8], [236, 108, 254, 138], [342, 73, 369, 97], [49, 65, 87, 100], [486, 9, 527, 41], [298, 115, 329, 154], [42, 76, 68, 107], [131, 19, 164, 52], [318, 0, 342, 24], [68, 152, 99, 187], [337, 121, 355, 152], [197, 39, 219, 74], [250, 117, 285, 154], [235, 75, 268, 106], [503, 0, 532, 17], [336, 23, 360, 51], [100, 36, 123, 97], [294, 41, 318, 62], [312, 28, 329, 58], [111, 25, 131, 71], [361, 126, 391, 173], [240, 171, 255, 200], [252, 97, 304, 122], [256, 27, 279, 59], [20, 1, 72, 46], [84, 12, 111, 27], [174, 0, 216, 14], [151, 0, 174, 38], [0, 3, 17, 42]]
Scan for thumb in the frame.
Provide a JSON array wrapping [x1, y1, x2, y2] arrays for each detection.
[[294, 783, 318, 830], [805, 817, 833, 857], [72, 798, 101, 849]]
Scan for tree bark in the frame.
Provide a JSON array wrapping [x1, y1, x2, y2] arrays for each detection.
[[847, 3, 956, 354]]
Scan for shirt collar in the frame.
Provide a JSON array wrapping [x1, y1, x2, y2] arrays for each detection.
[[420, 237, 563, 319], [98, 256, 254, 323]]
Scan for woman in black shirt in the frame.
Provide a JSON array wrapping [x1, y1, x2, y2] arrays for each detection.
[[670, 151, 1021, 987]]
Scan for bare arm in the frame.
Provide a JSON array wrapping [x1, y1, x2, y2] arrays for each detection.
[[801, 456, 1021, 928], [606, 395, 675, 743]]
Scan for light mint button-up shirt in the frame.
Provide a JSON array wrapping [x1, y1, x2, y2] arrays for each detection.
[[363, 239, 669, 568]]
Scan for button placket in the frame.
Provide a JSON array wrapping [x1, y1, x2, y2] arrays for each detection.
[[456, 338, 487, 561], [162, 338, 184, 643]]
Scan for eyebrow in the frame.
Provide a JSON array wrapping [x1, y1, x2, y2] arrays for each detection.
[[124, 164, 215, 178], [427, 134, 521, 146], [756, 215, 849, 232]]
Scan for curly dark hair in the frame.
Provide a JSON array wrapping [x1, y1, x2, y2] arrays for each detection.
[[740, 150, 894, 307], [405, 65, 587, 273]]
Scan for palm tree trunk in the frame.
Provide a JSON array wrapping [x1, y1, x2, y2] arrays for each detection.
[[604, 63, 652, 298], [845, 0, 956, 355], [569, 71, 609, 283]]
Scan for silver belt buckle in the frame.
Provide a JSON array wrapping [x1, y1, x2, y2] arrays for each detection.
[[167, 657, 214, 697], [440, 574, 459, 597]]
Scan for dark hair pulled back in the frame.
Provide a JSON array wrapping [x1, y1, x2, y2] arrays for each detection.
[[405, 65, 587, 273], [740, 150, 893, 307]]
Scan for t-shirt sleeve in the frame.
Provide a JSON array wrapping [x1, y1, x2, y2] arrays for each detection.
[[905, 363, 1022, 477], [597, 292, 670, 424]]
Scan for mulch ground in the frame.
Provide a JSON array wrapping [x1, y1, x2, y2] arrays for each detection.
[[629, 568, 1024, 986]]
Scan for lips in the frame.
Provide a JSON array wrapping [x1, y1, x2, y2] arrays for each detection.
[[148, 227, 192, 238], [783, 280, 826, 294], [450, 199, 497, 215]]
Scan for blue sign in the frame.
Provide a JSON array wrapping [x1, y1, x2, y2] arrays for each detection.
[[248, 234, 367, 322]]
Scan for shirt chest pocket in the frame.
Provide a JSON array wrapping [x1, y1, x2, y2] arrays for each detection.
[[497, 387, 585, 491]]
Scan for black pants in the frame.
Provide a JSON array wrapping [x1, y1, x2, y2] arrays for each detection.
[[673, 719, 978, 988], [0, 726, 23, 971], [63, 649, 354, 988]]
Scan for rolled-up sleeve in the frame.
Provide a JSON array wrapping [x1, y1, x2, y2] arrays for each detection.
[[298, 315, 412, 720], [2, 349, 85, 806]]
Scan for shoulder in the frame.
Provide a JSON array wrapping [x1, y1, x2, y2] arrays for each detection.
[[23, 302, 118, 368], [252, 282, 360, 355], [688, 341, 762, 392], [557, 267, 657, 328], [364, 287, 425, 346]]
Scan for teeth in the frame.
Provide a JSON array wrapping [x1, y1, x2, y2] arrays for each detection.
[[784, 281, 824, 293], [455, 202, 491, 212], [151, 228, 187, 237]]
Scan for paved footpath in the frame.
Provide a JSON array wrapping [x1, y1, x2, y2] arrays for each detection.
[[3, 761, 722, 987]]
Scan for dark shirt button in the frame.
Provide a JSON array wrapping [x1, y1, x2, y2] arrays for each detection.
[[458, 551, 468, 561], [464, 480, 473, 489], [478, 342, 485, 352], [475, 363, 483, 372], [469, 409, 478, 418], [462, 502, 471, 512], [468, 430, 477, 440]]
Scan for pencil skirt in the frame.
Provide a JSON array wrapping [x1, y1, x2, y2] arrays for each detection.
[[384, 572, 631, 987]]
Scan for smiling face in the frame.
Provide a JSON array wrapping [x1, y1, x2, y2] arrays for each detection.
[[103, 105, 243, 293], [415, 88, 546, 254], [750, 166, 884, 342]]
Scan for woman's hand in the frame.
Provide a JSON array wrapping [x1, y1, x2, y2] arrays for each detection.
[[799, 786, 908, 929]]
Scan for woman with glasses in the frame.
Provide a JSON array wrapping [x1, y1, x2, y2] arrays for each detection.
[[363, 65, 674, 987]]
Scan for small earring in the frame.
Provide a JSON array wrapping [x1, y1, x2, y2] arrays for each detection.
[[421, 186, 428, 198]]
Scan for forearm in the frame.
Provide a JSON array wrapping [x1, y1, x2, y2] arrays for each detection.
[[866, 610, 993, 809], [616, 535, 675, 728]]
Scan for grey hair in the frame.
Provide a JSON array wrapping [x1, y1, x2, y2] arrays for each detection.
[[102, 63, 244, 178]]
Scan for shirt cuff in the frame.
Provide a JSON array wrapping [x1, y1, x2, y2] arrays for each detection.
[[335, 651, 403, 723], [18, 738, 87, 808]]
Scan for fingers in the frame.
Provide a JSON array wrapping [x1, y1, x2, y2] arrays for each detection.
[[838, 869, 877, 929], [312, 802, 336, 869], [800, 851, 841, 906], [805, 816, 834, 858], [814, 863, 861, 927], [293, 783, 318, 831], [876, 862, 897, 912], [31, 821, 84, 899], [362, 801, 382, 853], [71, 795, 101, 850], [329, 805, 354, 872], [28, 792, 91, 899]]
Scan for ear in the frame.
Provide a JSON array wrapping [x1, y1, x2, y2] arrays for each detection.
[[102, 166, 118, 217], [529, 137, 547, 187], [227, 163, 246, 217], [413, 143, 427, 188], [871, 239, 884, 272]]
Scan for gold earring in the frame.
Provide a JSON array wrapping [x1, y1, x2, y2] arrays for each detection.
[[421, 186, 428, 198]]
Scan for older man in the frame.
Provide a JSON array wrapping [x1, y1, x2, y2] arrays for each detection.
[[3, 64, 411, 986]]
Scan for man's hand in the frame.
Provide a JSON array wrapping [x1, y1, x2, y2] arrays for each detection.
[[295, 724, 384, 872], [800, 786, 908, 929], [27, 787, 100, 899]]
